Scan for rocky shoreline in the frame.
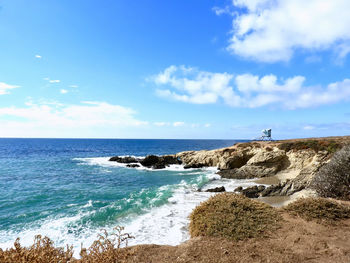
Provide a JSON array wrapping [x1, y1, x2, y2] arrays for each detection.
[[109, 137, 348, 200]]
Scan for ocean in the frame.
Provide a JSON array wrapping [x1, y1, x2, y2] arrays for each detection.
[[0, 138, 258, 256]]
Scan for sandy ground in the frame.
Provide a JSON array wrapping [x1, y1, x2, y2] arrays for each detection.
[[122, 212, 350, 263]]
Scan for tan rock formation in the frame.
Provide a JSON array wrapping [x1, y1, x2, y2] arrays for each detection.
[[175, 139, 346, 196]]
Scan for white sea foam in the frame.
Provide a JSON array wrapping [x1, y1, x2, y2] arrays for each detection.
[[0, 158, 259, 258], [74, 156, 209, 172], [124, 175, 258, 247]]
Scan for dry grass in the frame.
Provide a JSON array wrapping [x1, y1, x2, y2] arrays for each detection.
[[284, 198, 350, 224], [0, 235, 74, 263], [189, 193, 281, 241], [0, 226, 134, 263], [236, 142, 261, 148], [277, 140, 342, 153]]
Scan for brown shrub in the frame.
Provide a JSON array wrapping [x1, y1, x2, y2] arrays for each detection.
[[189, 193, 281, 241], [310, 145, 350, 200], [284, 198, 350, 223], [0, 226, 134, 263], [0, 235, 74, 263], [278, 140, 341, 153], [80, 226, 134, 263], [236, 142, 261, 148]]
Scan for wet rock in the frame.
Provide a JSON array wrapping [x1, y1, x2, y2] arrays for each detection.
[[183, 163, 206, 169], [234, 186, 243, 192], [126, 164, 140, 168], [152, 163, 166, 169], [205, 186, 226, 192], [109, 156, 139, 163], [140, 155, 160, 167], [241, 185, 266, 198], [140, 155, 181, 169]]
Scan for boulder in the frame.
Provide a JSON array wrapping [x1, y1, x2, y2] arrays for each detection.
[[140, 155, 160, 167], [184, 163, 206, 169], [126, 164, 140, 168], [140, 155, 181, 169], [234, 186, 243, 192], [205, 186, 226, 192], [109, 156, 139, 163], [241, 185, 266, 198], [217, 169, 255, 179]]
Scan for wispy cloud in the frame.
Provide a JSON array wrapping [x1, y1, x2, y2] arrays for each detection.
[[49, 79, 60, 83], [152, 65, 350, 109], [154, 122, 170, 127], [173, 122, 185, 127], [69, 85, 78, 88], [220, 0, 350, 62], [0, 82, 19, 95], [35, 54, 42, 59], [0, 101, 148, 137], [60, 89, 68, 94]]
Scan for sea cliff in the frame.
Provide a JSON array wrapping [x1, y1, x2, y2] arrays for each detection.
[[176, 137, 348, 198]]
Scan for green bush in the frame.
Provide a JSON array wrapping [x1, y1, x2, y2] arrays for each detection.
[[311, 145, 350, 200], [284, 198, 350, 223], [189, 193, 281, 241]]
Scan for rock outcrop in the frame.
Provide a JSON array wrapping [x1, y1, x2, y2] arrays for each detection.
[[109, 155, 181, 169], [205, 186, 226, 193], [109, 156, 140, 163], [176, 139, 344, 197]]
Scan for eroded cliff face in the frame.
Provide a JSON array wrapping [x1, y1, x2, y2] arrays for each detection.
[[176, 141, 335, 196]]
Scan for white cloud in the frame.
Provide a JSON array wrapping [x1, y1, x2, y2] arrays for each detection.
[[204, 123, 211, 128], [0, 82, 19, 95], [154, 122, 170, 127], [153, 65, 239, 105], [173, 122, 185, 127], [49, 79, 60, 83], [303, 125, 315, 130], [225, 0, 350, 62], [35, 55, 42, 59], [69, 85, 78, 88], [60, 89, 68, 94], [153, 65, 350, 109], [0, 101, 148, 137]]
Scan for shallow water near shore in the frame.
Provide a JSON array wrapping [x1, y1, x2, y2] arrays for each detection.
[[0, 138, 258, 257]]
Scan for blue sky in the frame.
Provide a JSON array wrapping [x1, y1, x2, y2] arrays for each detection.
[[0, 0, 350, 139]]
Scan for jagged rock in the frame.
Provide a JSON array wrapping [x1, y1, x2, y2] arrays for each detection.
[[126, 164, 140, 168], [261, 183, 286, 197], [140, 155, 181, 169], [205, 186, 226, 192], [220, 153, 253, 170], [234, 186, 243, 192], [184, 163, 206, 169], [217, 169, 255, 179], [140, 155, 160, 167], [241, 185, 266, 198], [152, 163, 166, 169], [109, 156, 140, 163], [163, 155, 182, 165]]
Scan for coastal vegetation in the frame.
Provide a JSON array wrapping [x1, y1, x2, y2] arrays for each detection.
[[284, 198, 350, 223], [0, 227, 134, 263], [189, 193, 281, 240], [277, 139, 342, 153]]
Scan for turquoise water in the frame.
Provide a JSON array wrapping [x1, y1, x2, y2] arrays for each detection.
[[0, 138, 251, 253]]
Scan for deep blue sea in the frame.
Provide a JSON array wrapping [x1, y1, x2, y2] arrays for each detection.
[[0, 138, 255, 255]]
